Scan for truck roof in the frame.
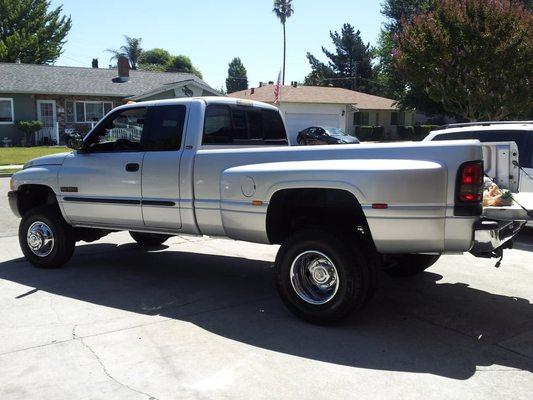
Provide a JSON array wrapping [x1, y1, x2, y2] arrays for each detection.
[[114, 96, 280, 112]]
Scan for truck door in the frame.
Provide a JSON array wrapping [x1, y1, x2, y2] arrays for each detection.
[[140, 104, 187, 230], [59, 107, 147, 227]]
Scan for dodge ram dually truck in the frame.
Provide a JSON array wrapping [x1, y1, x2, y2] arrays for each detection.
[[7, 97, 529, 324]]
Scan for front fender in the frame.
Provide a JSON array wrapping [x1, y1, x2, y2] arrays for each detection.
[[11, 165, 61, 193], [11, 166, 71, 223]]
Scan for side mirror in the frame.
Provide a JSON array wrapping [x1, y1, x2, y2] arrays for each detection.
[[65, 133, 84, 151]]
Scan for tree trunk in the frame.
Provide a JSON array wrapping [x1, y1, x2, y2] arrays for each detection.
[[282, 22, 286, 85]]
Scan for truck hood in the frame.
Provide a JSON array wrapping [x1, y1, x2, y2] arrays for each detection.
[[23, 152, 71, 169]]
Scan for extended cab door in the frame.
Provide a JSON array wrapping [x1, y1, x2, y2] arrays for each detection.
[[59, 107, 147, 227], [140, 104, 187, 230]]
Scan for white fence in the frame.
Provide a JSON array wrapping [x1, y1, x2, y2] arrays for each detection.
[[35, 122, 60, 145], [101, 127, 142, 142]]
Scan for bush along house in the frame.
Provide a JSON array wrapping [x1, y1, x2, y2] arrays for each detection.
[[0, 56, 220, 146]]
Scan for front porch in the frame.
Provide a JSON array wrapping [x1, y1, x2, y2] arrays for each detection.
[[32, 95, 123, 145]]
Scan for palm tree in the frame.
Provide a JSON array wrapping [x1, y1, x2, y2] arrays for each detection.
[[106, 36, 143, 70], [273, 0, 294, 85]]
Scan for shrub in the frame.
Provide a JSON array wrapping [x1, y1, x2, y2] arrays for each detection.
[[355, 126, 386, 141], [16, 120, 43, 146], [373, 126, 385, 141], [397, 125, 415, 140], [413, 125, 439, 141]]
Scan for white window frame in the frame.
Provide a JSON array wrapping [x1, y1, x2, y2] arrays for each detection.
[[74, 101, 114, 123], [0, 98, 15, 125]]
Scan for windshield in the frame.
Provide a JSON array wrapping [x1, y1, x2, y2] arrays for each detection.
[[325, 127, 348, 136]]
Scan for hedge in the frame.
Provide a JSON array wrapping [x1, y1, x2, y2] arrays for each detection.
[[397, 126, 415, 140], [413, 125, 440, 141], [355, 126, 385, 141]]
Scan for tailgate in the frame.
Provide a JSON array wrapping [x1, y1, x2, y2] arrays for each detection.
[[470, 142, 530, 257], [481, 141, 520, 192], [481, 141, 531, 222], [483, 192, 533, 221]]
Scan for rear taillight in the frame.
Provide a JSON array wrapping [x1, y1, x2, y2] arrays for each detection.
[[455, 160, 483, 216]]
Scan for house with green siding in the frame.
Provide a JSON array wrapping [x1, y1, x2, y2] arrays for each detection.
[[0, 58, 219, 145]]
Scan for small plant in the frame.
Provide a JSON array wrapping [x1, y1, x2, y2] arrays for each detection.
[[16, 120, 43, 146]]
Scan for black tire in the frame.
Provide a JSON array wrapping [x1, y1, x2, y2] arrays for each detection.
[[382, 254, 441, 277], [19, 205, 75, 268], [129, 231, 171, 246], [275, 229, 370, 324]]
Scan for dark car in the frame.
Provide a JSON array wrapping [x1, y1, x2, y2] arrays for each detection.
[[297, 126, 360, 145]]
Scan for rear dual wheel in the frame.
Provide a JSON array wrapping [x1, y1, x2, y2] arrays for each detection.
[[275, 229, 375, 324]]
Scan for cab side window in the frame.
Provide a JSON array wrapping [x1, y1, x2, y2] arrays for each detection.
[[143, 105, 186, 151], [86, 107, 146, 152], [202, 104, 288, 145], [203, 105, 233, 144]]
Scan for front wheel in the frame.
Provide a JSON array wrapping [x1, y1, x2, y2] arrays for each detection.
[[19, 206, 75, 268], [129, 231, 171, 246], [382, 254, 441, 277], [275, 229, 370, 324]]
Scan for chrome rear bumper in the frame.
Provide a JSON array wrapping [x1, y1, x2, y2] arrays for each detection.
[[470, 219, 525, 257]]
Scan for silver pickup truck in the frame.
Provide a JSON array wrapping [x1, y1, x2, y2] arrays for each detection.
[[7, 97, 530, 324]]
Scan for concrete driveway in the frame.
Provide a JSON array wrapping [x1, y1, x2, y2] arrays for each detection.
[[0, 177, 532, 399]]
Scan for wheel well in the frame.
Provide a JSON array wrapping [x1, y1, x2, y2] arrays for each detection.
[[17, 185, 60, 216], [266, 188, 372, 244]]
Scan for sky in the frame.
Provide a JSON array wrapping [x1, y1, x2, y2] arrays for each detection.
[[51, 0, 386, 90]]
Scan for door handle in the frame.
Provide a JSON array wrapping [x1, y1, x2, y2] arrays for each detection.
[[125, 163, 139, 172]]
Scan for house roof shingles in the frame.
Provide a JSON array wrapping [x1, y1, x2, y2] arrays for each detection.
[[0, 62, 213, 98], [228, 85, 399, 110]]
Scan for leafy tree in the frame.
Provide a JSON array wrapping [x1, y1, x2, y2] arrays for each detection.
[[225, 57, 248, 93], [376, 0, 531, 114], [107, 36, 143, 70], [0, 0, 71, 64], [304, 24, 375, 93], [273, 0, 294, 85], [138, 48, 171, 71], [395, 0, 533, 121], [166, 55, 203, 78], [375, 0, 442, 113]]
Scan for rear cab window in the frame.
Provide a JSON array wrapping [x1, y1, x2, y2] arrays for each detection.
[[202, 104, 288, 146], [432, 130, 533, 168]]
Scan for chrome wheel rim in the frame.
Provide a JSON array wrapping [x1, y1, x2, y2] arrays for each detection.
[[290, 250, 340, 305], [27, 221, 54, 257]]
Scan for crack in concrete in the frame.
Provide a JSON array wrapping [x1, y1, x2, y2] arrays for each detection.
[[0, 295, 273, 358], [78, 337, 158, 400]]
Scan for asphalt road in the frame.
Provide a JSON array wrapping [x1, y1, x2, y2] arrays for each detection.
[[0, 177, 532, 399]]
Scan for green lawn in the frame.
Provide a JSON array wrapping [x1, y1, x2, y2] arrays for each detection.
[[0, 146, 69, 166]]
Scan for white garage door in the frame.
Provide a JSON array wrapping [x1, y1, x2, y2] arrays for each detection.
[[284, 113, 340, 143]]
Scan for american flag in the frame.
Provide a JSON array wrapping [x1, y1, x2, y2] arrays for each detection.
[[274, 70, 281, 105]]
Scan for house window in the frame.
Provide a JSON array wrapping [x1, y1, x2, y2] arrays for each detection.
[[65, 101, 75, 122], [353, 111, 369, 126], [65, 101, 114, 123], [0, 98, 14, 124], [391, 111, 406, 126]]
